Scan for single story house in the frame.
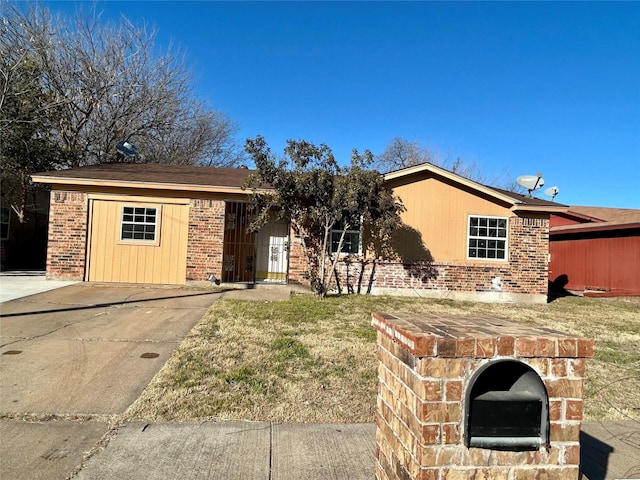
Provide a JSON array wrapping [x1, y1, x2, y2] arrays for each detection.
[[549, 206, 640, 296], [32, 162, 566, 303]]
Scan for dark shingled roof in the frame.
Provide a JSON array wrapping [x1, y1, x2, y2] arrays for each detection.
[[488, 186, 567, 208], [566, 206, 640, 225], [551, 205, 640, 234], [33, 163, 569, 210], [33, 163, 257, 189]]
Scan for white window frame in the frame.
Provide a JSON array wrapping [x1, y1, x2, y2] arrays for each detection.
[[119, 205, 161, 245], [330, 219, 362, 256], [1, 207, 9, 241], [467, 215, 508, 261]]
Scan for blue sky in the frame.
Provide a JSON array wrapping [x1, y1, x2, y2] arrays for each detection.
[[39, 1, 640, 208]]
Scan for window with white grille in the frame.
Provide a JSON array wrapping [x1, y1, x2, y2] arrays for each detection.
[[121, 206, 158, 242], [467, 216, 508, 260]]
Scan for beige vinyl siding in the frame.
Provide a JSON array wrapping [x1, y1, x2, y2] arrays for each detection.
[[392, 176, 512, 262], [86, 196, 189, 284]]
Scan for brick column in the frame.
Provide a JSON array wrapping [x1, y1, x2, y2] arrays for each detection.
[[46, 191, 88, 280], [372, 312, 593, 480], [186, 199, 225, 281], [508, 215, 550, 296], [286, 230, 310, 286]]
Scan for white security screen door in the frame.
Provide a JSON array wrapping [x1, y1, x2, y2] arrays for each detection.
[[256, 217, 289, 283]]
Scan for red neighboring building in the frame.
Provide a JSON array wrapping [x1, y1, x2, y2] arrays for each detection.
[[549, 206, 640, 297]]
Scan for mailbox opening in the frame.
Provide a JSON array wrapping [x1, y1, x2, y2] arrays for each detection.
[[465, 360, 549, 450]]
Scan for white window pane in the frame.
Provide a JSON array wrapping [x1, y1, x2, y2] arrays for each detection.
[[468, 216, 507, 260], [121, 206, 157, 242]]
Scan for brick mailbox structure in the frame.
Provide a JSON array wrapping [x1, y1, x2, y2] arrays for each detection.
[[371, 312, 594, 480]]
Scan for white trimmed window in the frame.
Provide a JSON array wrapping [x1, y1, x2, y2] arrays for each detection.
[[1, 207, 9, 240], [330, 219, 361, 255], [467, 215, 508, 260], [120, 206, 158, 242]]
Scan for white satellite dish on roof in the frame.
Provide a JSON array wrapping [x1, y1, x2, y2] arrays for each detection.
[[517, 174, 544, 197], [544, 186, 559, 200], [116, 140, 138, 158]]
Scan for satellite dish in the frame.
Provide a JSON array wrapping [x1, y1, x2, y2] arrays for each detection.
[[517, 174, 544, 197], [116, 140, 138, 158], [544, 186, 559, 200]]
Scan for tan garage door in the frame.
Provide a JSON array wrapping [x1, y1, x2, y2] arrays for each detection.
[[86, 196, 189, 284]]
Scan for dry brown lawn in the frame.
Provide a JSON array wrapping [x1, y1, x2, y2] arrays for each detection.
[[125, 294, 640, 423]]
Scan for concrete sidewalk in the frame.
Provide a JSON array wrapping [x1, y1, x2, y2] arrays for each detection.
[[1, 418, 638, 480], [50, 419, 640, 480], [73, 422, 376, 480]]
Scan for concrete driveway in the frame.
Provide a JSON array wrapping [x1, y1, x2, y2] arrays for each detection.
[[0, 283, 221, 480], [0, 271, 79, 303]]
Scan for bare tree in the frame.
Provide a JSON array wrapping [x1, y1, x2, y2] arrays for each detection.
[[375, 137, 521, 189], [1, 3, 245, 168], [373, 137, 436, 172], [1, 3, 246, 224], [0, 31, 63, 223]]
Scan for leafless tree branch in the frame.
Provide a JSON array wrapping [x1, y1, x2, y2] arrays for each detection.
[[1, 3, 245, 168]]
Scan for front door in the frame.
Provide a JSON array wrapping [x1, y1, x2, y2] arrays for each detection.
[[255, 216, 289, 283]]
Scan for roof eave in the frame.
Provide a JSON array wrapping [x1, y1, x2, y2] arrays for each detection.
[[383, 163, 520, 205], [30, 175, 273, 195], [559, 210, 607, 223], [511, 204, 569, 214], [550, 222, 640, 235], [383, 163, 569, 212]]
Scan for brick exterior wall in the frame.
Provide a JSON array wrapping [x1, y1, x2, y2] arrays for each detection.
[[40, 187, 550, 296], [372, 312, 593, 480], [46, 191, 88, 280], [288, 214, 550, 299], [45, 193, 228, 283], [287, 232, 310, 285], [186, 198, 225, 281], [506, 216, 550, 295]]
